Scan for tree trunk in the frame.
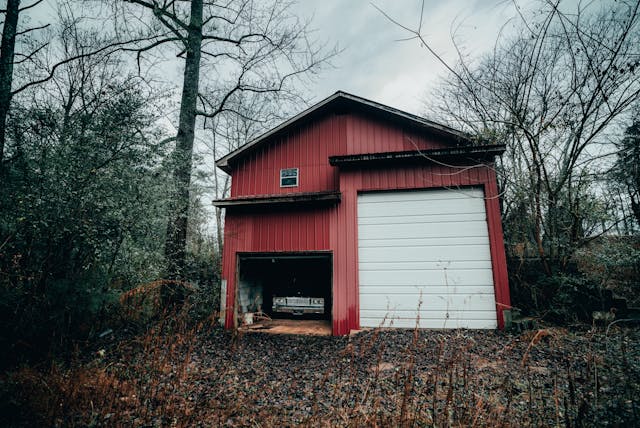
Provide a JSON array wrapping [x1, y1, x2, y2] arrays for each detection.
[[533, 178, 552, 276], [214, 174, 230, 257], [0, 0, 20, 164], [631, 195, 640, 229], [164, 0, 203, 279], [215, 206, 223, 254]]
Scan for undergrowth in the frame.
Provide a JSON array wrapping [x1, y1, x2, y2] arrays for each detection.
[[1, 314, 638, 427]]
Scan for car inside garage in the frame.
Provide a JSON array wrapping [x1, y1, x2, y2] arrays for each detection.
[[237, 253, 332, 321]]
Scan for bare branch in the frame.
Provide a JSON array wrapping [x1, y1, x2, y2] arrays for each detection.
[[12, 34, 168, 96], [373, 1, 495, 126], [18, 0, 44, 12], [123, 0, 189, 31], [15, 23, 50, 37], [13, 41, 48, 64], [122, 36, 181, 75]]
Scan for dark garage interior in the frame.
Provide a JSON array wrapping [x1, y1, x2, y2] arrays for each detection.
[[237, 253, 332, 320]]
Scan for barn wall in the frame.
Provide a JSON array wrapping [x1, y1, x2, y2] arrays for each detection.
[[230, 112, 451, 198], [222, 109, 510, 335], [222, 163, 510, 335], [345, 113, 449, 155], [330, 164, 511, 333], [222, 207, 334, 328], [231, 114, 346, 197]]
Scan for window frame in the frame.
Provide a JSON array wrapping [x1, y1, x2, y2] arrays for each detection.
[[280, 167, 299, 188]]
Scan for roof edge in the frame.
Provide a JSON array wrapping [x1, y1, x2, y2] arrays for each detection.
[[215, 91, 474, 172], [212, 191, 341, 208], [329, 145, 506, 167], [216, 91, 345, 172]]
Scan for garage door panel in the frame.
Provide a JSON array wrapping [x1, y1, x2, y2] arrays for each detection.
[[359, 293, 496, 311], [358, 221, 490, 240], [360, 317, 498, 329], [358, 212, 486, 225], [359, 260, 491, 271], [359, 269, 494, 286], [358, 199, 486, 218], [359, 236, 489, 248], [359, 285, 496, 295], [358, 245, 492, 263], [361, 309, 496, 320], [359, 188, 485, 204], [357, 188, 497, 330], [360, 309, 498, 322]]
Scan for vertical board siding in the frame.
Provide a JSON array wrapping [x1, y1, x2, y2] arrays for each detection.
[[346, 113, 449, 155], [231, 114, 345, 197], [483, 170, 511, 328], [224, 162, 509, 335], [222, 108, 510, 335], [327, 164, 508, 335], [222, 207, 333, 328], [229, 111, 452, 198]]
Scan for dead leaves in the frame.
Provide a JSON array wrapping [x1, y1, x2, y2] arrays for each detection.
[[4, 324, 640, 427]]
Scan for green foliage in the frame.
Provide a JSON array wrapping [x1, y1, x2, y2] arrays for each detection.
[[538, 273, 602, 323], [611, 114, 640, 230], [509, 266, 616, 324], [509, 237, 640, 322], [0, 74, 171, 365], [183, 248, 221, 322], [574, 237, 640, 306]]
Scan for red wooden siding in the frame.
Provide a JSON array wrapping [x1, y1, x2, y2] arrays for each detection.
[[345, 113, 449, 155], [230, 112, 451, 198], [222, 207, 333, 328], [222, 109, 510, 335], [223, 163, 511, 335], [231, 114, 346, 197], [483, 172, 512, 327], [325, 165, 510, 334]]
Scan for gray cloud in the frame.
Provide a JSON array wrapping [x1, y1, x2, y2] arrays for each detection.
[[294, 0, 519, 113]]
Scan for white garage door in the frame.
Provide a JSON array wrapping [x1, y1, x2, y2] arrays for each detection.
[[358, 188, 497, 329]]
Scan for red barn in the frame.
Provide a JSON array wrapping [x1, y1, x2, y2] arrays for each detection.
[[214, 92, 510, 336]]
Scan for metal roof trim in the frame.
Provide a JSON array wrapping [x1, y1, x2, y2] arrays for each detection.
[[328, 145, 506, 167], [215, 91, 474, 173], [212, 191, 341, 208]]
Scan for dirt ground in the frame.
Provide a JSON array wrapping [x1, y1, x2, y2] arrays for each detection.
[[201, 325, 640, 427], [240, 319, 332, 335], [3, 322, 640, 427]]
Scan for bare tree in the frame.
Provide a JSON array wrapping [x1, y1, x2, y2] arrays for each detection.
[[112, 0, 334, 278], [379, 0, 640, 273], [0, 0, 51, 163], [611, 110, 640, 229], [202, 91, 292, 253], [1, 0, 166, 165]]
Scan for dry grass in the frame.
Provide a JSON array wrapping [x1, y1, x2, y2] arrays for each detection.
[[2, 308, 202, 427], [1, 316, 639, 427]]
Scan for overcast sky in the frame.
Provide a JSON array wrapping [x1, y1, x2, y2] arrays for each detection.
[[291, 0, 521, 115], [19, 0, 528, 116]]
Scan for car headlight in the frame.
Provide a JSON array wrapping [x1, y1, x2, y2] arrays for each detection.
[[273, 297, 285, 305], [311, 298, 324, 305]]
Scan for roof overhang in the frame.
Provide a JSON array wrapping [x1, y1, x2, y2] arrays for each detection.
[[329, 145, 506, 168], [215, 91, 475, 173], [212, 191, 341, 208]]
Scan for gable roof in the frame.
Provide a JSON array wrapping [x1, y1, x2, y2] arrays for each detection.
[[215, 91, 473, 173]]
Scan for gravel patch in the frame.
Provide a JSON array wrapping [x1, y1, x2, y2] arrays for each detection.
[[179, 325, 640, 426]]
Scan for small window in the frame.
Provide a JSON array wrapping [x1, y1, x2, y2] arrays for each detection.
[[280, 168, 299, 187]]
